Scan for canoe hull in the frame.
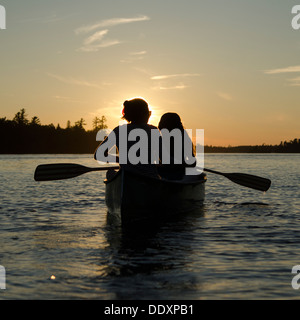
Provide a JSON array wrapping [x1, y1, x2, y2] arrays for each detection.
[[105, 170, 206, 223]]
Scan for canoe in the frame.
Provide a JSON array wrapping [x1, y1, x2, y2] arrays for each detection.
[[104, 169, 206, 224]]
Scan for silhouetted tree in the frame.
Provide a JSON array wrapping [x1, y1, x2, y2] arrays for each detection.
[[30, 116, 41, 126], [74, 118, 86, 130], [92, 115, 108, 131], [13, 108, 29, 126]]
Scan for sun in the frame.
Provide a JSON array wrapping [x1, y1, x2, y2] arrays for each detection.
[[148, 103, 162, 126]]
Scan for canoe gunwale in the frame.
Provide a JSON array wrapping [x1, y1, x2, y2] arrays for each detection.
[[104, 168, 207, 186]]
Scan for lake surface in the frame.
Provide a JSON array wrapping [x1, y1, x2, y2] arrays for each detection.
[[0, 154, 300, 300]]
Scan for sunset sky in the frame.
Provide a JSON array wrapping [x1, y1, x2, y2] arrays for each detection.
[[1, 0, 300, 146]]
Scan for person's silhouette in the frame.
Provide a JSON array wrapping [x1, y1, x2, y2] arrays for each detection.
[[158, 112, 196, 180], [94, 98, 160, 177]]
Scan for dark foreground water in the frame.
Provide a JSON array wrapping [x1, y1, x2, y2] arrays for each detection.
[[0, 154, 300, 300]]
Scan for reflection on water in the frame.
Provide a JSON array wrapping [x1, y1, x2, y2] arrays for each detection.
[[101, 207, 206, 300], [1, 154, 300, 299]]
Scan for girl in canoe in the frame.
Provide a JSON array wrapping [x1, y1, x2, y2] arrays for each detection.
[[94, 98, 161, 177], [158, 112, 197, 180]]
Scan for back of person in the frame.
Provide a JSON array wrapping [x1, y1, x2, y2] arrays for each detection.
[[94, 98, 160, 177], [158, 112, 196, 180]]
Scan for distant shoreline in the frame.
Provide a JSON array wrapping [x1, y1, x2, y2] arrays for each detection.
[[0, 151, 299, 155], [203, 145, 300, 153], [1, 109, 300, 154]]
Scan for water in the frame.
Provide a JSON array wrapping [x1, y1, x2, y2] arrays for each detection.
[[0, 154, 300, 300]]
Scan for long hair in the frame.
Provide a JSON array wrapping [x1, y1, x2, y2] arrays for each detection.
[[158, 112, 184, 132], [158, 112, 196, 157]]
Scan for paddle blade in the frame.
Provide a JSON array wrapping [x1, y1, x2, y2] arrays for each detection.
[[224, 172, 271, 192], [34, 163, 91, 181]]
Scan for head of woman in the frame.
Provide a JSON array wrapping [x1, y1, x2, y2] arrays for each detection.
[[122, 98, 151, 124], [158, 112, 196, 159], [158, 112, 184, 132]]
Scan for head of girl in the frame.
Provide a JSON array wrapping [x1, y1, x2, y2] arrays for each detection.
[[122, 98, 151, 124], [158, 112, 184, 132]]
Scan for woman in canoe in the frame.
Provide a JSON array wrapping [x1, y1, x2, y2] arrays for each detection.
[[94, 98, 161, 177], [158, 112, 197, 180]]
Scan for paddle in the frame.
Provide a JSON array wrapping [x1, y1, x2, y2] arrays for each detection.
[[34, 163, 119, 182], [34, 163, 271, 192], [203, 168, 271, 192]]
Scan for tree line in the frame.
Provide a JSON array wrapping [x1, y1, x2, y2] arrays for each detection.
[[0, 109, 299, 153], [204, 139, 300, 153], [0, 108, 107, 154]]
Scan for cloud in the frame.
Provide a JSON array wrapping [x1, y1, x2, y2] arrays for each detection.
[[151, 73, 201, 80], [53, 95, 73, 100], [83, 29, 109, 45], [78, 40, 122, 52], [264, 65, 300, 86], [130, 51, 147, 56], [153, 84, 188, 90], [217, 92, 233, 101], [53, 95, 86, 103], [18, 13, 77, 24], [76, 29, 121, 52], [75, 15, 150, 35], [150, 73, 201, 90], [120, 51, 147, 63], [264, 65, 300, 74], [75, 15, 150, 52], [287, 77, 300, 86], [47, 73, 102, 88]]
